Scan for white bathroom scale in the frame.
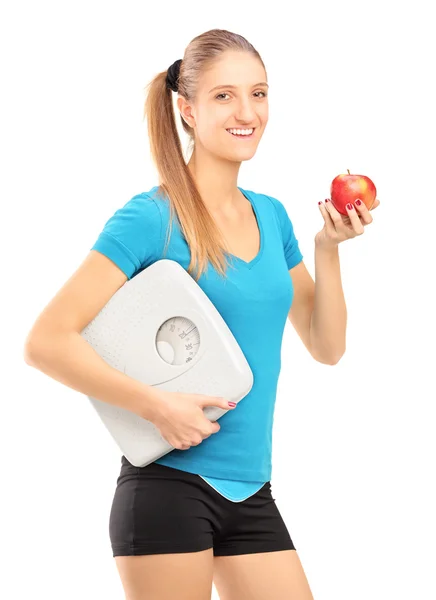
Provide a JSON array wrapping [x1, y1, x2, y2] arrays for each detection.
[[80, 259, 254, 467]]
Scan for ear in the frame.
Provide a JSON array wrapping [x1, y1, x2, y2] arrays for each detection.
[[177, 96, 195, 128]]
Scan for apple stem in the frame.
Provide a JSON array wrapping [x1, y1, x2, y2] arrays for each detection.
[[347, 169, 350, 175]]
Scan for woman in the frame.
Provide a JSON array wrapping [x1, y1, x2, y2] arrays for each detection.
[[24, 28, 379, 600]]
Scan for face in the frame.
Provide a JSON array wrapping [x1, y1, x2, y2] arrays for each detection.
[[177, 51, 269, 162]]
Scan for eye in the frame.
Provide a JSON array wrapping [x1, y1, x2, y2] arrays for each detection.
[[215, 91, 268, 100]]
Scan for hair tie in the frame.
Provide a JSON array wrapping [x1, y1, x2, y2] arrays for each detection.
[[166, 59, 182, 92]]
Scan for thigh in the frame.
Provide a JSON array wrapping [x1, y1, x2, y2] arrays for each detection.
[[213, 549, 314, 600], [109, 460, 217, 557], [213, 482, 295, 557], [115, 548, 214, 600], [109, 460, 220, 599], [212, 482, 314, 599]]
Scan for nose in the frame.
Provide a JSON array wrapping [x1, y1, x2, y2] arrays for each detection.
[[234, 96, 258, 123]]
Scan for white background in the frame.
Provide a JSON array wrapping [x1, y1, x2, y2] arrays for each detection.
[[2, 1, 435, 599]]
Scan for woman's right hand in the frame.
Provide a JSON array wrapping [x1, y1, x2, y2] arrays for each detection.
[[148, 389, 237, 450]]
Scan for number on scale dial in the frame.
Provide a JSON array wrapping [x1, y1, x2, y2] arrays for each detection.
[[155, 317, 200, 365]]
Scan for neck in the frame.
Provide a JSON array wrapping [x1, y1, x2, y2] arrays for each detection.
[[187, 150, 243, 212]]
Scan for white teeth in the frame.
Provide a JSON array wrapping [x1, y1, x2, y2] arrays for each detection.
[[227, 128, 254, 136]]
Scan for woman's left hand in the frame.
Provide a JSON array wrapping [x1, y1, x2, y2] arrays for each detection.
[[315, 197, 380, 250]]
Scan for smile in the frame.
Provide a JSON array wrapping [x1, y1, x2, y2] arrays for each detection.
[[226, 127, 256, 139]]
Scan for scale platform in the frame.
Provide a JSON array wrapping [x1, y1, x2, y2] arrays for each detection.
[[80, 259, 254, 467]]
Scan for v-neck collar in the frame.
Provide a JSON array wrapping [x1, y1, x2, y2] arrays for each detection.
[[151, 184, 264, 270], [224, 187, 264, 270]]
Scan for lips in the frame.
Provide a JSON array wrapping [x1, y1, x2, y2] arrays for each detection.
[[226, 128, 256, 138]]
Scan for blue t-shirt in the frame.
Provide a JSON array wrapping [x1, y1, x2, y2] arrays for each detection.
[[90, 185, 303, 502]]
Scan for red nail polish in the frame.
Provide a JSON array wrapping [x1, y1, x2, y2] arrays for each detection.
[[318, 201, 322, 205], [355, 199, 362, 206], [346, 203, 353, 210], [325, 198, 330, 202]]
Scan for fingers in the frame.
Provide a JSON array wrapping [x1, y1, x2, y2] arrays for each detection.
[[353, 199, 374, 224], [324, 198, 364, 236], [344, 202, 365, 234], [318, 199, 336, 236], [324, 199, 345, 228], [318, 195, 378, 246]]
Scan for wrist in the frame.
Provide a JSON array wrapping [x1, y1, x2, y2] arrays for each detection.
[[140, 384, 166, 423], [314, 239, 339, 255]]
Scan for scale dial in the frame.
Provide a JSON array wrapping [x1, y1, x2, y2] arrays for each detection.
[[155, 316, 200, 365]]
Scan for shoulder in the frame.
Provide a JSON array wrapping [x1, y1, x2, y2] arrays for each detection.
[[240, 187, 283, 207], [257, 191, 286, 213], [240, 187, 289, 220], [93, 188, 164, 251], [121, 189, 162, 217], [106, 188, 163, 233], [90, 188, 165, 278]]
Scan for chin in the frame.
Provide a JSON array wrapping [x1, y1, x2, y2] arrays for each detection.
[[222, 149, 257, 163]]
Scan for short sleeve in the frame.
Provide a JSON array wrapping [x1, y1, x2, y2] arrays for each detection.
[[267, 194, 303, 269], [90, 193, 162, 280]]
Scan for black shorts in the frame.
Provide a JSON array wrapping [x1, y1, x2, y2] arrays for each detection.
[[109, 458, 296, 557]]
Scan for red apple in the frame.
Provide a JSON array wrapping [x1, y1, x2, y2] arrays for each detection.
[[330, 169, 377, 216]]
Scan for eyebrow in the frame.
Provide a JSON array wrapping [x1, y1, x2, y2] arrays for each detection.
[[208, 82, 269, 93]]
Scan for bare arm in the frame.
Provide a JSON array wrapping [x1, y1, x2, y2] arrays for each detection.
[[309, 243, 347, 363], [24, 250, 162, 422], [25, 330, 161, 421], [287, 254, 345, 365]]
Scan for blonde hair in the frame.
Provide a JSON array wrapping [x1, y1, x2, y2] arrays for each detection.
[[143, 28, 266, 281]]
